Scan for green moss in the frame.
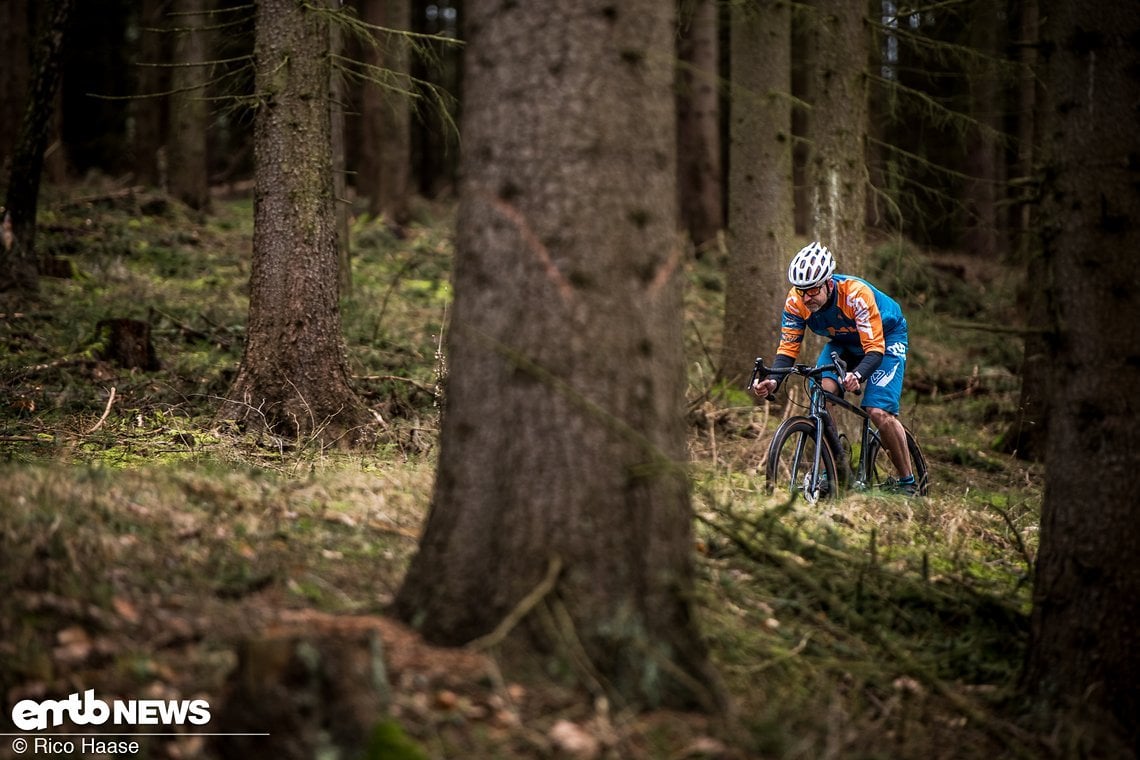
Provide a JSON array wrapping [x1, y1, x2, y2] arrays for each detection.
[[366, 719, 429, 760]]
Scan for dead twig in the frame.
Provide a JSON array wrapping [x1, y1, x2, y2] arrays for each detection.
[[85, 387, 117, 434], [468, 554, 563, 652], [355, 374, 439, 397]]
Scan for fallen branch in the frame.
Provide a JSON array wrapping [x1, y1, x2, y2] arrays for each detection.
[[85, 387, 117, 434], [468, 554, 562, 652], [355, 374, 438, 397]]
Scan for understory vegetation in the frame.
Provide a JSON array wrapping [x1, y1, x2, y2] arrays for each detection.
[[0, 182, 1070, 759]]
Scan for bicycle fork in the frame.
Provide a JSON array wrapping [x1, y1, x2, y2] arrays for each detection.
[[805, 420, 829, 502], [805, 396, 842, 502]]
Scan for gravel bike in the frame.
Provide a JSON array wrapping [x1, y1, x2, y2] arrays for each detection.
[[749, 354, 929, 503]]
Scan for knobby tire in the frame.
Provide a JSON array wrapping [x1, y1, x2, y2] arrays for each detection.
[[765, 417, 839, 502]]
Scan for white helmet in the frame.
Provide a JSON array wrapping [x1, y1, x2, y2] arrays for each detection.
[[788, 242, 836, 288]]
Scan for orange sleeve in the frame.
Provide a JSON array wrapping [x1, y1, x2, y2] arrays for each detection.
[[838, 280, 886, 354], [776, 290, 810, 360]]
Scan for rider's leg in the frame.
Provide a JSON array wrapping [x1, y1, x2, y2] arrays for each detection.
[[868, 407, 913, 479], [860, 340, 912, 480]]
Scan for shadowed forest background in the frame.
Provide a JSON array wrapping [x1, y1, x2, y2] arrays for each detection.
[[1, 1, 1138, 759]]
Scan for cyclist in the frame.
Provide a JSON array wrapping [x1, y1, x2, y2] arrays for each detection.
[[751, 241, 917, 495]]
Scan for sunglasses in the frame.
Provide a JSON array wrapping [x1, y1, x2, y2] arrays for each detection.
[[795, 283, 826, 297]]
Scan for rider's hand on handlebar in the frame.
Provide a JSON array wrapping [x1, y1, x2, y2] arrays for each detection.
[[751, 378, 778, 399], [841, 371, 862, 393]]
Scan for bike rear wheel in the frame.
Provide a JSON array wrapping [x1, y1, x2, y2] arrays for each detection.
[[866, 426, 930, 495], [765, 417, 839, 503]]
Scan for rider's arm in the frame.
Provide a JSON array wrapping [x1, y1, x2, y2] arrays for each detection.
[[770, 291, 806, 391], [849, 350, 883, 383]]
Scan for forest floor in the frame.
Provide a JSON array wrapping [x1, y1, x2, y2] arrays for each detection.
[[0, 180, 1108, 759]]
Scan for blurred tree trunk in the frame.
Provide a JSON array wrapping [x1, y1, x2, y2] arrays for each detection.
[[218, 0, 373, 447], [132, 0, 169, 189], [960, 0, 1001, 259], [410, 0, 462, 198], [207, 0, 256, 187], [806, 0, 867, 265], [790, 2, 813, 236], [721, 0, 794, 386], [676, 0, 721, 250], [0, 0, 32, 177], [1012, 0, 1039, 262], [358, 0, 412, 222], [1, 0, 72, 297], [1022, 0, 1140, 751], [168, 0, 212, 211], [865, 0, 888, 230], [393, 0, 721, 712], [998, 0, 1046, 461]]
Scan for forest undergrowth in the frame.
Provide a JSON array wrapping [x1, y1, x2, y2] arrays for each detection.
[[0, 182, 1077, 759]]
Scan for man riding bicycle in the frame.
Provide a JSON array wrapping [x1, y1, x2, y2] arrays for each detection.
[[751, 242, 917, 495]]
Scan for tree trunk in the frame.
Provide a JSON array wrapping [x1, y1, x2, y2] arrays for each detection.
[[721, 0, 794, 386], [676, 0, 722, 250], [806, 0, 868, 265], [168, 0, 212, 212], [409, 0, 462, 198], [1012, 0, 1039, 262], [393, 0, 721, 712], [0, 0, 32, 177], [95, 318, 161, 371], [960, 0, 1001, 259], [358, 0, 413, 222], [1, 0, 72, 297], [1022, 0, 1140, 751], [132, 0, 169, 189], [217, 0, 373, 447], [330, 13, 351, 295], [998, 0, 1046, 461]]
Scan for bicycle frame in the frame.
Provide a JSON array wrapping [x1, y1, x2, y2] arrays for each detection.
[[751, 354, 884, 500], [813, 383, 880, 491], [751, 353, 929, 501]]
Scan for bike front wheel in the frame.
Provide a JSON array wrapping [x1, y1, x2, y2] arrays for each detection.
[[765, 417, 839, 503], [865, 426, 930, 496]]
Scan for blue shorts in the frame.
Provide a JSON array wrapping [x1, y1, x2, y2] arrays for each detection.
[[814, 335, 908, 415]]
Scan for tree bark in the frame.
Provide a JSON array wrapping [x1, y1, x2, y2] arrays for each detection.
[[330, 12, 351, 294], [131, 0, 169, 190], [1012, 0, 1039, 263], [1, 0, 72, 297], [0, 0, 32, 176], [1022, 0, 1140, 751], [676, 0, 722, 250], [168, 0, 212, 212], [217, 0, 373, 447], [394, 0, 720, 712], [409, 0, 462, 198], [999, 0, 1046, 461], [721, 0, 795, 386], [358, 0, 413, 222], [806, 0, 868, 266], [960, 0, 1002, 260]]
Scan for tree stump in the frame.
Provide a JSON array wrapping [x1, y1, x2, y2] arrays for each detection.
[[95, 318, 160, 371], [209, 615, 392, 760]]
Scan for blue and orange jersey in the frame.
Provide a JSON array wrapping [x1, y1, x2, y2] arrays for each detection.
[[777, 274, 906, 361]]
